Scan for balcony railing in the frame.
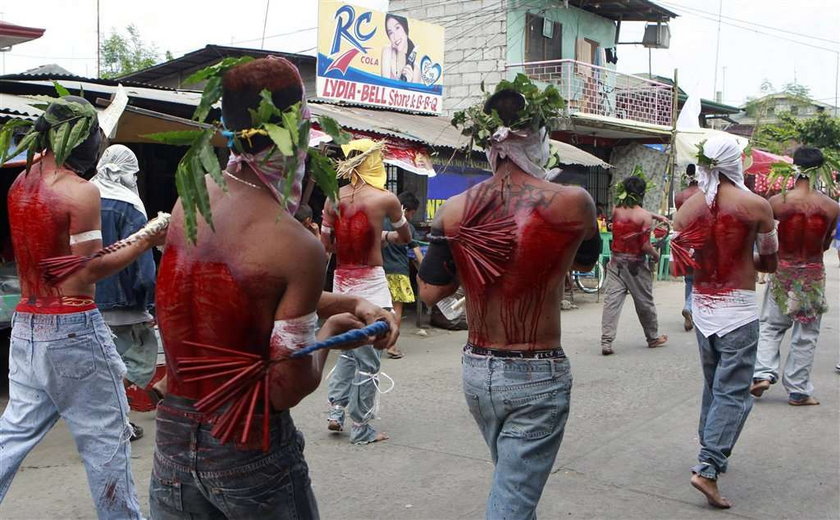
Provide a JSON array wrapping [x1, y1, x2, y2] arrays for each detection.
[[506, 59, 674, 127]]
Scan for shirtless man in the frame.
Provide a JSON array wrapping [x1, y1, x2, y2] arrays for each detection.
[[672, 134, 777, 509], [751, 147, 839, 405], [418, 88, 599, 519], [321, 139, 411, 444], [675, 164, 701, 331], [151, 58, 396, 519], [0, 97, 163, 519], [600, 176, 668, 355]]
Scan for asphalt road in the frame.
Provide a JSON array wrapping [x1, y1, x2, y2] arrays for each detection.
[[1, 253, 838, 519]]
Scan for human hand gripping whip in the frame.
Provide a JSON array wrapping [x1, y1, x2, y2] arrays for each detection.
[[38, 212, 171, 285], [174, 320, 390, 451]]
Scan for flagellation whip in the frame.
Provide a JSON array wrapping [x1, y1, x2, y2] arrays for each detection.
[[175, 320, 390, 451], [39, 212, 171, 285]]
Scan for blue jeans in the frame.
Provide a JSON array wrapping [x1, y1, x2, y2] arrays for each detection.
[[326, 346, 383, 444], [150, 395, 318, 520], [684, 274, 694, 313], [693, 320, 758, 480], [0, 310, 143, 519], [111, 322, 160, 388], [462, 351, 573, 520]]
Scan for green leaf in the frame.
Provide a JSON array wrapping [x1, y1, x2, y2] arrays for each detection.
[[189, 152, 214, 231], [308, 148, 338, 202], [143, 130, 205, 146], [184, 56, 254, 85], [198, 133, 225, 190], [264, 123, 293, 156], [297, 119, 311, 149], [256, 89, 280, 124], [175, 162, 198, 244], [53, 81, 71, 97], [317, 115, 350, 145], [193, 75, 221, 123], [0, 119, 34, 165], [281, 108, 300, 146]]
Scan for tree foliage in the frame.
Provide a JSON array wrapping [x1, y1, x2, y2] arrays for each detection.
[[99, 24, 163, 79]]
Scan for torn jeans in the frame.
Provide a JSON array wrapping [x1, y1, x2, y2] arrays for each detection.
[[0, 310, 143, 519]]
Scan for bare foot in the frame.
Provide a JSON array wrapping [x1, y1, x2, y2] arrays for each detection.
[[682, 309, 694, 331], [372, 432, 389, 442], [601, 346, 614, 356], [690, 474, 731, 509], [327, 419, 344, 432], [750, 379, 771, 397], [648, 335, 668, 348]]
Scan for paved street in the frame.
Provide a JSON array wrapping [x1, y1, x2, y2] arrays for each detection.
[[1, 254, 838, 519]]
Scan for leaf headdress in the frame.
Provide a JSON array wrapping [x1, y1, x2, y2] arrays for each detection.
[[614, 165, 649, 207], [0, 83, 98, 173], [766, 152, 838, 197], [146, 57, 350, 243]]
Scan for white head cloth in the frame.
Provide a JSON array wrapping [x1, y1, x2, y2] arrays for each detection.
[[696, 134, 749, 207], [486, 126, 560, 180], [91, 144, 146, 217]]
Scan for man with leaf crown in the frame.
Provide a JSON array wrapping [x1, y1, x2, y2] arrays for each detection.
[[0, 95, 163, 519], [417, 75, 599, 519], [750, 146, 839, 406], [599, 167, 669, 356], [320, 138, 411, 444], [149, 56, 396, 519], [672, 134, 777, 509]]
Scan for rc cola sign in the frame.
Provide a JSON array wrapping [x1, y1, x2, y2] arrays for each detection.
[[317, 0, 445, 114]]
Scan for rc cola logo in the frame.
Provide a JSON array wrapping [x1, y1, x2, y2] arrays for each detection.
[[316, 0, 445, 114]]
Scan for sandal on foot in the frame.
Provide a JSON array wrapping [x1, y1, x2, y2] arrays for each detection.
[[386, 349, 404, 359], [788, 396, 819, 406], [648, 335, 668, 348]]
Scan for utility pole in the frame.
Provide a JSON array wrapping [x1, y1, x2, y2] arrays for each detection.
[[261, 0, 271, 50], [96, 0, 100, 77], [712, 0, 723, 97]]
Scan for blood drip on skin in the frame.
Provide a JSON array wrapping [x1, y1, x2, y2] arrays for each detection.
[[7, 173, 69, 299], [611, 218, 647, 255], [334, 206, 375, 266], [777, 211, 830, 262], [157, 245, 271, 399], [453, 207, 580, 349], [691, 208, 752, 295]]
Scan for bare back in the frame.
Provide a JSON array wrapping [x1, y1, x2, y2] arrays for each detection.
[[8, 159, 100, 299], [326, 184, 401, 267], [157, 177, 325, 408], [611, 206, 653, 256], [439, 169, 595, 350], [675, 182, 774, 293], [675, 184, 700, 210], [769, 185, 839, 264]]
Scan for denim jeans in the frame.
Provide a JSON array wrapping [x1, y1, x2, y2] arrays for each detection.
[[754, 286, 822, 400], [462, 351, 573, 520], [0, 310, 143, 519], [684, 274, 694, 313], [692, 320, 758, 480], [111, 322, 160, 388], [326, 346, 383, 444], [150, 395, 318, 520]]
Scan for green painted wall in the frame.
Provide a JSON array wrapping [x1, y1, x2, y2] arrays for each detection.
[[505, 1, 616, 73]]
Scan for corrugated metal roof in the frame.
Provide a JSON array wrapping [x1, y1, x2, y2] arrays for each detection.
[[0, 93, 43, 120], [0, 72, 178, 91], [551, 140, 612, 168], [0, 78, 203, 109], [309, 101, 469, 149]]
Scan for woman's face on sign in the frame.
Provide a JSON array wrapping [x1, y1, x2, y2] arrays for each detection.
[[386, 18, 408, 53]]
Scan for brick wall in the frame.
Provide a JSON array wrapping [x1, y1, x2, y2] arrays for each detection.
[[389, 0, 508, 115]]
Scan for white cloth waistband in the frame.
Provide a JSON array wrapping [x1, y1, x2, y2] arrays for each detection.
[[334, 266, 392, 309], [692, 289, 757, 338]]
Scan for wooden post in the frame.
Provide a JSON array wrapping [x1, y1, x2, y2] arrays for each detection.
[[664, 68, 679, 215]]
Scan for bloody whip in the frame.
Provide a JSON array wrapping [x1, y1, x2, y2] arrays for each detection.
[[39, 212, 171, 285], [174, 320, 390, 452]]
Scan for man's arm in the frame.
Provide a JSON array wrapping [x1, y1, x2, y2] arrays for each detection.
[[640, 212, 660, 262], [320, 201, 336, 253], [754, 199, 778, 273], [68, 183, 164, 286], [822, 202, 839, 252], [417, 203, 458, 305], [571, 189, 600, 272], [316, 291, 399, 349], [383, 194, 411, 245]]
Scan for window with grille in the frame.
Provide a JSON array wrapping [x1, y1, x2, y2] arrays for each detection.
[[525, 13, 562, 62], [386, 165, 400, 194]]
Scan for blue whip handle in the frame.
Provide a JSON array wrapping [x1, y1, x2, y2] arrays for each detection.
[[290, 320, 390, 358]]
